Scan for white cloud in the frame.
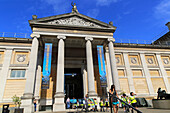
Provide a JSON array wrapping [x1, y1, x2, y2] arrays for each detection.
[[154, 0, 170, 22], [96, 0, 121, 6], [40, 0, 70, 14], [87, 9, 100, 18], [123, 11, 131, 15]]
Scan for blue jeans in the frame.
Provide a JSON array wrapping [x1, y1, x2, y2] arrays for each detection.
[[67, 102, 70, 109], [34, 104, 36, 111]]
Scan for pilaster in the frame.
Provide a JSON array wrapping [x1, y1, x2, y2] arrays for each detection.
[[105, 49, 113, 91], [122, 52, 136, 92], [0, 49, 13, 102], [81, 66, 88, 97], [156, 53, 170, 93], [34, 49, 42, 112], [140, 53, 154, 95]]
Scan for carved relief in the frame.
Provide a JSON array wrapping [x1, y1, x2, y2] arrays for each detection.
[[13, 52, 29, 65], [147, 58, 154, 64], [48, 16, 102, 28], [17, 55, 26, 62], [131, 58, 137, 64], [129, 55, 140, 65], [163, 58, 169, 64], [116, 57, 120, 64]]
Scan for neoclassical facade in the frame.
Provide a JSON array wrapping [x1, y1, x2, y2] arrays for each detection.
[[0, 9, 170, 113]]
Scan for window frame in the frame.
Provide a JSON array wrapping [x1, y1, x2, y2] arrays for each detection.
[[8, 68, 27, 79]]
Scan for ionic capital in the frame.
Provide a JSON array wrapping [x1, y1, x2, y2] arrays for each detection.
[[57, 35, 66, 40], [105, 49, 109, 53], [139, 52, 145, 55], [85, 37, 93, 41], [108, 38, 115, 43], [30, 33, 40, 38], [155, 53, 161, 55]]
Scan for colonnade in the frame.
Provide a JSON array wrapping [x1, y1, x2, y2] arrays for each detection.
[[21, 33, 120, 112]]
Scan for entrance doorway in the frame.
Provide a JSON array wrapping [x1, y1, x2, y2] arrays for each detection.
[[64, 68, 84, 99]]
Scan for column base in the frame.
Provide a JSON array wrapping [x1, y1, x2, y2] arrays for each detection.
[[53, 103, 65, 112], [53, 92, 65, 112], [88, 91, 98, 98], [21, 93, 34, 113]]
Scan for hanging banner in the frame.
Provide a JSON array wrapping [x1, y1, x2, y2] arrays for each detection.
[[42, 43, 52, 89], [97, 45, 107, 87]]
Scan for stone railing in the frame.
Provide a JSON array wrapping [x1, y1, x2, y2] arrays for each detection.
[[0, 32, 31, 39]]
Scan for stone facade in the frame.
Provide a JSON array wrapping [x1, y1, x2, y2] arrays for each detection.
[[0, 10, 170, 113]]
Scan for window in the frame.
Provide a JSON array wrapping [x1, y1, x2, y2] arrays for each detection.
[[10, 70, 25, 78]]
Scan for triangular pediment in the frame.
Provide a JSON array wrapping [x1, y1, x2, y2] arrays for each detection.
[[29, 13, 116, 31], [47, 16, 102, 28]]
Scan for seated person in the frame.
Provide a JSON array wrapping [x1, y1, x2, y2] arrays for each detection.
[[70, 97, 77, 109]]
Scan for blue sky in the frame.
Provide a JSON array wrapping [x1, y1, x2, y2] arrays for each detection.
[[0, 0, 170, 41]]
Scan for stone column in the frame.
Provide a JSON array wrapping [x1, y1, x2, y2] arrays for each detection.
[[21, 33, 40, 113], [34, 50, 42, 112], [0, 49, 13, 102], [156, 53, 170, 93], [123, 52, 135, 92], [140, 53, 154, 95], [53, 35, 66, 112], [108, 38, 121, 91], [105, 49, 113, 90], [85, 37, 97, 98]]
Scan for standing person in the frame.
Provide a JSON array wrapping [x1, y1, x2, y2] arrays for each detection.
[[121, 94, 129, 113], [85, 94, 89, 112], [99, 98, 105, 112], [66, 97, 70, 109], [129, 92, 138, 113], [105, 98, 109, 112], [110, 84, 119, 113], [33, 100, 37, 112]]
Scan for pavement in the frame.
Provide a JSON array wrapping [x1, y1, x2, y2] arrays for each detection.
[[37, 108, 170, 113]]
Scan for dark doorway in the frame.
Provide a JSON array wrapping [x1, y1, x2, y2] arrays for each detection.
[[64, 68, 83, 99]]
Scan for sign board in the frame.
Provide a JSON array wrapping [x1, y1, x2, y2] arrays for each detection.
[[97, 45, 107, 87], [42, 43, 52, 89]]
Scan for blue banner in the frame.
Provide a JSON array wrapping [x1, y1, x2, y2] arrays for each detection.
[[42, 43, 52, 89], [97, 45, 107, 87]]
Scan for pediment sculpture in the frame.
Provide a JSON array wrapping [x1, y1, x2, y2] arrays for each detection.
[[48, 16, 102, 28]]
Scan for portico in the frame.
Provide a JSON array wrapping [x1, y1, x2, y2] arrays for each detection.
[[21, 10, 120, 112]]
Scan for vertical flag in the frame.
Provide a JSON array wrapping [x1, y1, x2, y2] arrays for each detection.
[[42, 43, 52, 89], [97, 45, 107, 87]]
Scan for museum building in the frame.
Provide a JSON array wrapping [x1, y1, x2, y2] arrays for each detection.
[[0, 6, 170, 113]]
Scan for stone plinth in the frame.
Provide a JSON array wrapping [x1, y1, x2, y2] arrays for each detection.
[[152, 99, 170, 109]]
